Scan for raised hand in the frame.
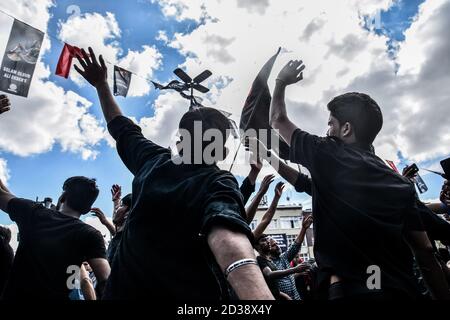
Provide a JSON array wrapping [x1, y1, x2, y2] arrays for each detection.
[[74, 47, 108, 89], [276, 60, 306, 86], [91, 207, 108, 224], [274, 182, 285, 198], [259, 174, 275, 195], [302, 215, 313, 229], [0, 94, 11, 115], [111, 184, 122, 203], [293, 262, 312, 274], [440, 180, 450, 207]]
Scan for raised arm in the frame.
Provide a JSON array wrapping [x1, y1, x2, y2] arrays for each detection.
[[281, 215, 313, 262], [270, 60, 305, 145], [74, 47, 122, 123], [253, 182, 284, 239], [245, 174, 274, 223], [240, 160, 262, 205], [91, 208, 116, 237], [262, 263, 310, 280], [0, 179, 15, 213], [111, 184, 122, 213], [440, 180, 450, 208], [404, 230, 450, 299], [208, 226, 274, 300]]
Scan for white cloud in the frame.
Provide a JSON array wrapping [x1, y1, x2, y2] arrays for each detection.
[[0, 158, 9, 184], [84, 216, 113, 242], [0, 1, 105, 160], [1, 223, 18, 252], [149, 0, 450, 179], [58, 11, 162, 97]]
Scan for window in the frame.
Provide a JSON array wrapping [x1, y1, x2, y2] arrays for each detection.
[[286, 234, 307, 247], [280, 216, 301, 229], [268, 219, 279, 230]]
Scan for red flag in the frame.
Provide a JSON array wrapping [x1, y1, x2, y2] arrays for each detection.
[[55, 43, 82, 78], [385, 160, 399, 173]]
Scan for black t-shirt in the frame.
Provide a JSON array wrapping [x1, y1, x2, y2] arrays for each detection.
[[416, 200, 450, 246], [104, 116, 252, 300], [289, 129, 424, 298], [107, 230, 123, 264], [0, 235, 14, 295], [256, 255, 281, 299], [294, 173, 312, 196], [2, 199, 106, 300]]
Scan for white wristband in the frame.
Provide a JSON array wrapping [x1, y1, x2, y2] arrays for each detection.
[[224, 259, 258, 278]]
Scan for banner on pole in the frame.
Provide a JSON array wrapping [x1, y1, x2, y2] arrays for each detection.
[[113, 65, 132, 97], [0, 19, 44, 97]]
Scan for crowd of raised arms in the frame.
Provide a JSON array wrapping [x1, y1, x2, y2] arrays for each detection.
[[0, 47, 449, 301]]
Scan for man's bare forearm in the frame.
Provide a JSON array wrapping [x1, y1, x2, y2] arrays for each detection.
[[295, 227, 307, 245], [208, 226, 274, 300], [415, 249, 450, 299], [253, 196, 280, 239], [426, 202, 448, 214], [95, 82, 123, 124], [265, 267, 297, 280], [0, 180, 15, 213], [270, 81, 288, 127], [270, 82, 298, 145], [245, 191, 265, 223], [103, 219, 116, 237], [405, 231, 450, 299]]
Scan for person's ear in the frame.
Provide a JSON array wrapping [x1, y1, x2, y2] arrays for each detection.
[[341, 122, 352, 138]]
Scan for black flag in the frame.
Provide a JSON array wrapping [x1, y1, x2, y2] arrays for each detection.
[[239, 47, 290, 159], [113, 65, 132, 97], [152, 80, 188, 92], [0, 19, 44, 97]]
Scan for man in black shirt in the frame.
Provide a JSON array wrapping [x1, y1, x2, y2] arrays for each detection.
[[74, 47, 273, 300], [0, 225, 14, 295], [269, 59, 450, 299], [0, 176, 110, 300]]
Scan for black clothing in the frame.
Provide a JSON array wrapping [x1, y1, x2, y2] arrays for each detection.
[[104, 116, 252, 300], [256, 255, 281, 299], [3, 198, 106, 300], [289, 129, 423, 299]]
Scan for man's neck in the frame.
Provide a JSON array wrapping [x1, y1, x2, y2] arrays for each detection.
[[59, 204, 81, 219]]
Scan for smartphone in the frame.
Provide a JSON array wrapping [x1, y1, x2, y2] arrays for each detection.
[[404, 163, 419, 178], [441, 157, 450, 179]]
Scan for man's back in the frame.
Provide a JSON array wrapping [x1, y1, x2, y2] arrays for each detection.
[[104, 116, 251, 300], [3, 199, 106, 300], [289, 129, 423, 297]]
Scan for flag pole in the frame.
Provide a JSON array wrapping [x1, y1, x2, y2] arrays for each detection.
[[229, 136, 245, 172]]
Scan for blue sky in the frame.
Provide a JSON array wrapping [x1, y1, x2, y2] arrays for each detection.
[[0, 0, 448, 225]]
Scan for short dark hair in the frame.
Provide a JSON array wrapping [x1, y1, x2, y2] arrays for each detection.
[[121, 193, 132, 208], [62, 176, 99, 215], [327, 92, 383, 145], [178, 107, 230, 156], [252, 233, 269, 249]]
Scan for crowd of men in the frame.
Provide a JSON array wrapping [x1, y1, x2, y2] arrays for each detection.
[[0, 47, 450, 300]]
